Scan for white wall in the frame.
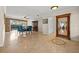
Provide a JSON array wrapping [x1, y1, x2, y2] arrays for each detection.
[[52, 7, 79, 40], [48, 17, 54, 34], [42, 24, 48, 34], [38, 17, 54, 34], [0, 7, 5, 47], [38, 19, 43, 32]]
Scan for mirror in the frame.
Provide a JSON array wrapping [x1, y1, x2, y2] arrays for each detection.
[[56, 13, 71, 40]]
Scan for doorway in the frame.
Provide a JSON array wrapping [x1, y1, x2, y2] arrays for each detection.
[[5, 18, 27, 32], [32, 21, 38, 32]]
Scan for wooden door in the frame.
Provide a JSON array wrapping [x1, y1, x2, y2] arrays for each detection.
[[32, 21, 38, 31]]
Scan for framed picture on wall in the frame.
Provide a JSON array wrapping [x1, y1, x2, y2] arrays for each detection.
[[43, 19, 48, 24]]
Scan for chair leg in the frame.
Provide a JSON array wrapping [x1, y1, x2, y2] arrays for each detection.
[[18, 32, 20, 35], [26, 31, 27, 35], [30, 31, 32, 34], [22, 32, 23, 35]]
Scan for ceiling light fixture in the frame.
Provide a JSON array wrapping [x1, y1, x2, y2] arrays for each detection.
[[51, 6, 58, 10]]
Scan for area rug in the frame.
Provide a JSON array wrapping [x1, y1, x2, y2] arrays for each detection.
[[52, 38, 66, 45]]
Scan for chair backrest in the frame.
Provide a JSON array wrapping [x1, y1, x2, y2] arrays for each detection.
[[17, 25, 23, 31], [27, 26, 32, 31]]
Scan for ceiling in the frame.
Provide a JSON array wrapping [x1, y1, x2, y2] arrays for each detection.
[[6, 6, 78, 20]]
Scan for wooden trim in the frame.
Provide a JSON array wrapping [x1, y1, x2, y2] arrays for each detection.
[[5, 18, 10, 32], [5, 17, 27, 22], [56, 13, 71, 40], [56, 13, 71, 18]]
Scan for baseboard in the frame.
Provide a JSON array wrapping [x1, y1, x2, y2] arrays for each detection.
[[0, 41, 4, 47], [71, 35, 79, 41]]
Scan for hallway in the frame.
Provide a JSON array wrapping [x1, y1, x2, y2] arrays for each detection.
[[0, 30, 79, 53]]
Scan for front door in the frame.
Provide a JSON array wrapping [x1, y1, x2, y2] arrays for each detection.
[[56, 13, 71, 40]]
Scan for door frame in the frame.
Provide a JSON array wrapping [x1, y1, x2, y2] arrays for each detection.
[[56, 13, 71, 40], [32, 21, 38, 32], [5, 17, 27, 31]]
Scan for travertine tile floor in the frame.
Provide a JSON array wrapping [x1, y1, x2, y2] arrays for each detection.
[[0, 30, 79, 53]]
